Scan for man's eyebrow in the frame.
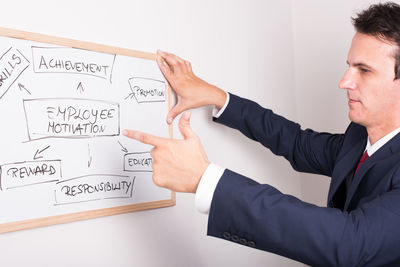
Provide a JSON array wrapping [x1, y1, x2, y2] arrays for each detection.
[[346, 60, 375, 70]]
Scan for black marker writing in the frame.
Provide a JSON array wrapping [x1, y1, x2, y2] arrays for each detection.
[[0, 160, 62, 190], [61, 180, 132, 197], [32, 46, 115, 81], [134, 86, 165, 98], [127, 157, 152, 167], [0, 47, 30, 99], [38, 56, 109, 76], [46, 106, 115, 124], [128, 77, 166, 103], [24, 98, 120, 140], [124, 152, 153, 172], [0, 53, 22, 87], [47, 122, 106, 135], [7, 163, 56, 179]]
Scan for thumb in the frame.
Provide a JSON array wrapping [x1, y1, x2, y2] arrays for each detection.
[[167, 103, 186, 124], [179, 112, 196, 140]]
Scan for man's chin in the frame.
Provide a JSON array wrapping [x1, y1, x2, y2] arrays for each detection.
[[349, 114, 366, 126]]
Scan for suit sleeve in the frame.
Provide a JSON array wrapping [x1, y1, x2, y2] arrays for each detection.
[[214, 93, 344, 176], [208, 169, 400, 266], [209, 93, 400, 265]]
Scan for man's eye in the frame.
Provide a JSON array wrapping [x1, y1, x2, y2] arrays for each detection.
[[360, 68, 370, 73]]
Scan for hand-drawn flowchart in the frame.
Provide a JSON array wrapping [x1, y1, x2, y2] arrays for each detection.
[[0, 31, 172, 230]]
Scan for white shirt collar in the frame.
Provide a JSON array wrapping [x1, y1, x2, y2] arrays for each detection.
[[366, 126, 400, 156]]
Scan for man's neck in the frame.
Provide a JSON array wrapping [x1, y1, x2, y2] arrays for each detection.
[[367, 124, 400, 145]]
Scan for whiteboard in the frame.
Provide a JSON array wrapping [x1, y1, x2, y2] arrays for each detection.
[[0, 28, 174, 233]]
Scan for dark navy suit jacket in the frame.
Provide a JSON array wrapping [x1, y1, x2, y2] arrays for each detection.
[[208, 93, 400, 266]]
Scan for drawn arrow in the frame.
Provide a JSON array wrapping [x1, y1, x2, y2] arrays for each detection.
[[18, 83, 31, 95], [88, 143, 92, 168], [77, 82, 84, 94], [34, 145, 50, 160], [124, 85, 138, 100], [118, 141, 128, 153]]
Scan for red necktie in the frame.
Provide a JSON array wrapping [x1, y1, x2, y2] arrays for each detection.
[[355, 151, 369, 174]]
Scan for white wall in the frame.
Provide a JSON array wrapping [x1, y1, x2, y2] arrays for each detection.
[[0, 1, 302, 266]]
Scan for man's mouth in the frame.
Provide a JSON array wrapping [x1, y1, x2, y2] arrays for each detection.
[[348, 97, 360, 104]]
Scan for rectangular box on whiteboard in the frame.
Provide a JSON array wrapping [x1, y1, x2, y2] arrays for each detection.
[[0, 47, 30, 99], [0, 160, 62, 190], [23, 98, 120, 140], [31, 46, 115, 81], [124, 152, 153, 172]]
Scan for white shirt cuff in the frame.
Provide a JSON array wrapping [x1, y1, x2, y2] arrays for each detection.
[[195, 163, 225, 214], [212, 92, 230, 118]]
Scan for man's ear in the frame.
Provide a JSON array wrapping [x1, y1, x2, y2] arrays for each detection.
[[394, 59, 400, 80], [394, 75, 400, 86], [394, 62, 400, 84], [394, 79, 400, 91]]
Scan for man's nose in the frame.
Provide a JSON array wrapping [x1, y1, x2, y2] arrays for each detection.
[[338, 69, 356, 90]]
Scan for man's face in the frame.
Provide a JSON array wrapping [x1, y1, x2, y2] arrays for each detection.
[[339, 32, 400, 129]]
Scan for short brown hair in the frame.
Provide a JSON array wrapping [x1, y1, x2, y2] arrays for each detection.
[[352, 2, 400, 79]]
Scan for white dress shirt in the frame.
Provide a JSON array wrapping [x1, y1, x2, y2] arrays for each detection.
[[365, 127, 400, 157], [194, 92, 400, 214], [195, 92, 228, 214]]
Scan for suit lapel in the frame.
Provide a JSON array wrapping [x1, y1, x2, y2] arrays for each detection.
[[343, 154, 375, 210], [343, 132, 400, 210], [328, 138, 366, 204]]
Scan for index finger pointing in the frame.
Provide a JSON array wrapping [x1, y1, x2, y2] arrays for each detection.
[[122, 129, 164, 146]]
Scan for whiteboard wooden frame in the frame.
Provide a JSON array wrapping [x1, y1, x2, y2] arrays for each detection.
[[0, 27, 175, 234]]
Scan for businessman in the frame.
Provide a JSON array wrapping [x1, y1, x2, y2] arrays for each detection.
[[123, 2, 400, 266]]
